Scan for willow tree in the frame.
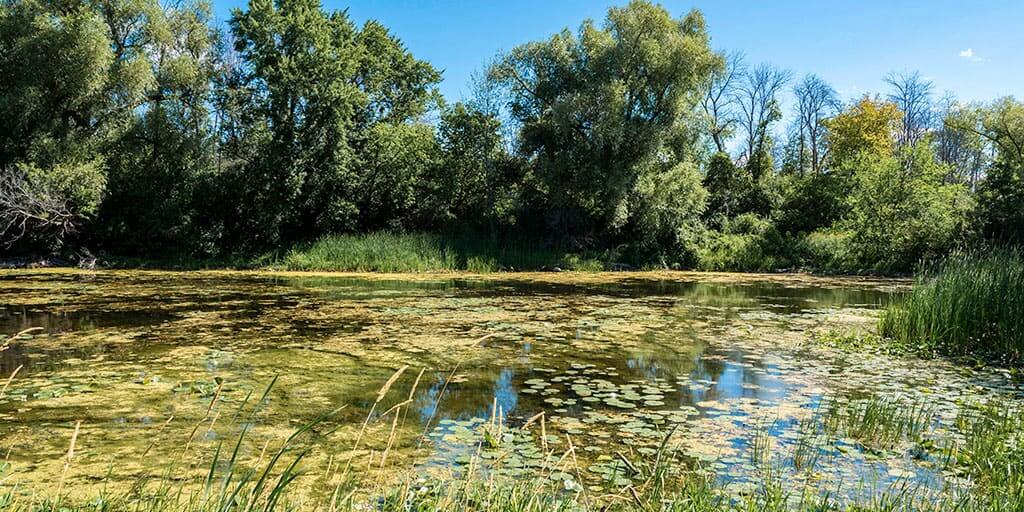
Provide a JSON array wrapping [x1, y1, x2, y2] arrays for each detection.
[[488, 0, 719, 248], [0, 0, 142, 250], [99, 0, 221, 254]]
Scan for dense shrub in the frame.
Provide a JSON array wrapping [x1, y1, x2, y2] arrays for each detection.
[[842, 143, 974, 270], [695, 215, 791, 272], [797, 229, 857, 272]]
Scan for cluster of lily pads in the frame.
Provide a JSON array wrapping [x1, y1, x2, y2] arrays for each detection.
[[0, 375, 92, 405], [519, 362, 705, 411], [421, 362, 716, 489]]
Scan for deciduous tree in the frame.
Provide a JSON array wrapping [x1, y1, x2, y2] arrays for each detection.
[[488, 0, 719, 241]]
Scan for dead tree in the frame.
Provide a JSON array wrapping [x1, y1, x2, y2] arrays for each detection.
[[701, 51, 745, 153], [793, 74, 841, 175]]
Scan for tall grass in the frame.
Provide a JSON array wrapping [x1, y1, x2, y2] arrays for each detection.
[[275, 232, 610, 272], [879, 248, 1024, 362]]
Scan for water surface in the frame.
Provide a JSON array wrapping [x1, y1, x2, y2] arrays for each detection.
[[1, 270, 1020, 501]]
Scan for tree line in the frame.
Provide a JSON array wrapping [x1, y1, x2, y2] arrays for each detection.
[[2, 0, 1022, 271]]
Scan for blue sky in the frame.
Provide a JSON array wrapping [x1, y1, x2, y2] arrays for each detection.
[[211, 0, 1024, 107]]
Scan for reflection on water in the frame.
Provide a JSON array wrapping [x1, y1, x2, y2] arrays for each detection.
[[0, 270, 1020, 501]]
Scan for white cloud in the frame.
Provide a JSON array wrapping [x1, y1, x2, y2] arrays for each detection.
[[958, 48, 990, 63]]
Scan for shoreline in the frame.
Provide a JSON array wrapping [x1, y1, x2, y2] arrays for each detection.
[[0, 266, 913, 290]]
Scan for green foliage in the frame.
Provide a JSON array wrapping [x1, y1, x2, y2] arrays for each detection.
[[489, 0, 719, 239], [98, 0, 219, 254], [357, 123, 440, 231], [0, 0, 116, 250], [0, 0, 1017, 273], [879, 249, 1024, 362], [963, 98, 1024, 244], [0, 0, 116, 168], [694, 215, 789, 272], [775, 173, 850, 234], [627, 160, 707, 260], [427, 103, 506, 227], [703, 152, 748, 221], [223, 0, 441, 247], [796, 229, 857, 272], [979, 158, 1024, 244], [843, 143, 974, 270]]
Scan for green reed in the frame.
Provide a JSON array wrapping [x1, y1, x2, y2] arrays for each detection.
[[879, 248, 1024, 362], [942, 401, 1024, 509], [275, 231, 609, 272], [278, 232, 460, 272], [821, 396, 934, 451]]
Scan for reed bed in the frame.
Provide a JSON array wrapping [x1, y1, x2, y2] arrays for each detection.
[[275, 232, 608, 272], [879, 248, 1024, 362], [942, 401, 1024, 509]]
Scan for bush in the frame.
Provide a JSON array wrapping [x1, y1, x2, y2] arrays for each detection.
[[797, 229, 857, 272], [695, 216, 790, 272], [843, 143, 974, 270], [724, 213, 773, 236]]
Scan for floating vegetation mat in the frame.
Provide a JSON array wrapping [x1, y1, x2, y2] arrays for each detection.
[[0, 269, 1021, 507]]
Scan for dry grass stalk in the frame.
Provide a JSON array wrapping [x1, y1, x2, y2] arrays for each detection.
[[343, 365, 411, 478], [55, 420, 82, 502], [181, 379, 226, 457], [0, 365, 22, 400], [1, 327, 43, 353], [377, 365, 409, 402], [141, 415, 175, 457]]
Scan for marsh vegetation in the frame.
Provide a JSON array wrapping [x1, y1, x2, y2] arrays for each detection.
[[2, 0, 1022, 508], [879, 249, 1024, 363]]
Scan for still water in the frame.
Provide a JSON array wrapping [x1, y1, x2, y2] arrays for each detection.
[[0, 270, 1021, 502]]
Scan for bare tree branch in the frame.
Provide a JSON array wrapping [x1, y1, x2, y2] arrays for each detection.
[[0, 168, 81, 250], [792, 74, 841, 175], [885, 71, 934, 148], [701, 51, 744, 153], [734, 63, 791, 164]]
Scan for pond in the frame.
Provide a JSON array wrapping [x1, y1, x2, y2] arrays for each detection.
[[1, 269, 1021, 504]]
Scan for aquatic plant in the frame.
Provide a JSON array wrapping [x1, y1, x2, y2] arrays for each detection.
[[811, 329, 909, 356], [274, 232, 610, 273], [879, 248, 1024, 362], [821, 395, 934, 451], [942, 401, 1024, 509], [790, 417, 827, 473]]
